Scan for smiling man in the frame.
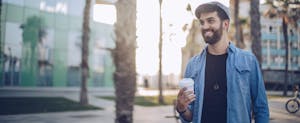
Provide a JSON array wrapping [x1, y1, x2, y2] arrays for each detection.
[[176, 1, 269, 123]]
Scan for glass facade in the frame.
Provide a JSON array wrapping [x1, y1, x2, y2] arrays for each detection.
[[261, 18, 300, 71], [0, 0, 115, 87], [260, 17, 300, 84]]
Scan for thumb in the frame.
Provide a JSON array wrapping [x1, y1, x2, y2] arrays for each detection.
[[178, 87, 186, 96]]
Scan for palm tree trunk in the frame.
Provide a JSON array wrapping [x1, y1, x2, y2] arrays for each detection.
[[282, 17, 289, 96], [234, 0, 244, 48], [80, 0, 91, 105], [250, 0, 262, 67], [158, 0, 165, 104], [114, 0, 137, 122]]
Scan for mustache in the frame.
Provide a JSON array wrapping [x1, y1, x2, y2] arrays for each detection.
[[202, 28, 214, 33]]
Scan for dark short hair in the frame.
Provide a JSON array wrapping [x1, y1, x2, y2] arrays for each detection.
[[195, 3, 229, 21]]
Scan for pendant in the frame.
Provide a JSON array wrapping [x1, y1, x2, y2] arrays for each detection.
[[213, 83, 219, 90]]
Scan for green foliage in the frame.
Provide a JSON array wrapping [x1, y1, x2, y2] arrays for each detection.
[[239, 18, 248, 25], [0, 97, 101, 115], [21, 16, 46, 47]]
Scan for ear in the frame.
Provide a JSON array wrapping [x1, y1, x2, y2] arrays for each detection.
[[222, 20, 230, 31]]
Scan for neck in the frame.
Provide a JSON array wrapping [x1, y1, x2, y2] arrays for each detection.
[[207, 35, 229, 55]]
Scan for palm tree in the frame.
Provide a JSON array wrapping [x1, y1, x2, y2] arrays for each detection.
[[250, 0, 262, 67], [233, 0, 245, 49], [277, 0, 297, 97], [282, 14, 289, 96], [80, 0, 91, 105], [158, 0, 165, 104], [113, 0, 137, 122]]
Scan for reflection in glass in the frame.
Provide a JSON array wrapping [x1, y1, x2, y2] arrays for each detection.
[[3, 22, 22, 86], [21, 16, 53, 86]]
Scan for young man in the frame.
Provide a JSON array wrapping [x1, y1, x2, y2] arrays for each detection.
[[176, 1, 269, 123]]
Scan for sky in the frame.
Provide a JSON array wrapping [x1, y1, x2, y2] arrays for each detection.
[[135, 0, 232, 76], [94, 0, 266, 76]]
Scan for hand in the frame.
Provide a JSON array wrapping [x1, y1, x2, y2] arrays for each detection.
[[176, 87, 196, 112]]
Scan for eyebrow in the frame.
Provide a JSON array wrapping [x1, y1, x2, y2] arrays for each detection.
[[200, 17, 216, 21]]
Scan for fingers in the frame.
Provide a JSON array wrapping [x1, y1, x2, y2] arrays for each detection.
[[186, 94, 196, 103], [177, 89, 196, 105], [176, 90, 195, 112], [178, 88, 184, 96], [183, 90, 194, 96], [183, 93, 195, 102], [178, 87, 187, 96]]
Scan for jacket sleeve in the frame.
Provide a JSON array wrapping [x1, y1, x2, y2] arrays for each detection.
[[179, 59, 194, 123], [250, 57, 270, 123]]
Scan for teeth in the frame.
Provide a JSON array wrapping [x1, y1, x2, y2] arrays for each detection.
[[205, 31, 213, 37]]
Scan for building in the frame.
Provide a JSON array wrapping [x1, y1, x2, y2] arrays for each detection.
[[260, 2, 300, 89], [0, 0, 115, 87], [228, 0, 300, 88]]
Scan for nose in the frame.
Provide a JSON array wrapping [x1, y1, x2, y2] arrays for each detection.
[[200, 22, 210, 30]]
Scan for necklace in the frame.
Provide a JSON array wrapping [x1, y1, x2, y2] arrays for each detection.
[[206, 51, 227, 92], [213, 82, 219, 90], [211, 64, 220, 91]]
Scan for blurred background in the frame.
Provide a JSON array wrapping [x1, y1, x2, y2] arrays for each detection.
[[1, 0, 300, 90], [0, 0, 300, 123]]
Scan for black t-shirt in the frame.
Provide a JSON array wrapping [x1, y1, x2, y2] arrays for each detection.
[[201, 51, 228, 123]]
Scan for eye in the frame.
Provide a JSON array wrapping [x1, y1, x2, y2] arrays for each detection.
[[199, 20, 204, 25], [208, 19, 215, 24]]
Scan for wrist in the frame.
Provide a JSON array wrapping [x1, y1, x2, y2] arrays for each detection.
[[176, 106, 188, 115]]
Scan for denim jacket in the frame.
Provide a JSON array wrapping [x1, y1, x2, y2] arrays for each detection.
[[180, 43, 269, 123]]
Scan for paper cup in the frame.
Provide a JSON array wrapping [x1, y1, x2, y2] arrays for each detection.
[[179, 78, 194, 91]]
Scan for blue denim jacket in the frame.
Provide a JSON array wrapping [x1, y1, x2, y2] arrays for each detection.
[[180, 43, 269, 123]]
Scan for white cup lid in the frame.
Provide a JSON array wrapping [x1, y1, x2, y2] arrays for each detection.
[[179, 78, 194, 88]]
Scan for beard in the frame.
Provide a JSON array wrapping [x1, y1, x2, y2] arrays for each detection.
[[201, 24, 223, 45]]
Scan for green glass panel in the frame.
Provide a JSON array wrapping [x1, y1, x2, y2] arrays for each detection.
[[104, 54, 114, 87], [24, 0, 41, 9], [20, 43, 38, 86], [88, 72, 93, 87], [1, 22, 5, 44], [0, 20, 3, 86], [23, 8, 40, 22], [40, 11, 55, 28], [53, 49, 67, 87], [6, 4, 23, 23], [55, 14, 69, 30], [88, 50, 92, 88], [1, 3, 7, 21], [54, 30, 68, 49], [69, 16, 82, 30], [53, 30, 68, 86], [88, 37, 94, 87], [0, 67, 2, 86]]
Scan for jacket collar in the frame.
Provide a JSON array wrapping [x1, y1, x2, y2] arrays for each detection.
[[196, 42, 236, 62], [202, 42, 236, 54]]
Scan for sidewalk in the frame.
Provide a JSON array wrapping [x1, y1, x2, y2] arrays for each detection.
[[0, 87, 294, 97], [268, 97, 300, 123], [0, 87, 176, 123], [0, 87, 299, 123]]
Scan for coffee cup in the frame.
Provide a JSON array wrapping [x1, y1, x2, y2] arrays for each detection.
[[179, 78, 194, 92]]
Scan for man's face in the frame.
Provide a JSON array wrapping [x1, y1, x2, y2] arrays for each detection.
[[199, 11, 224, 45]]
